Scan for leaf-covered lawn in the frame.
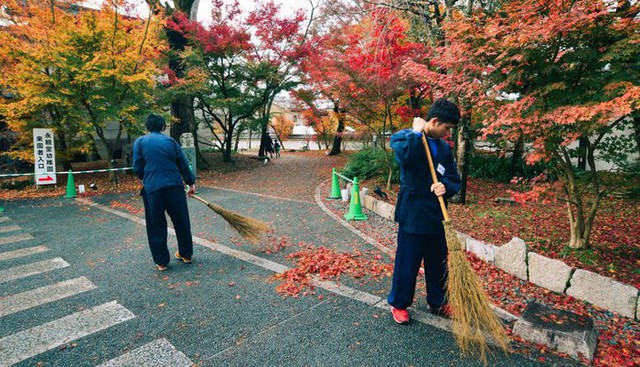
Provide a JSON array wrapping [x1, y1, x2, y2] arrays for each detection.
[[373, 177, 640, 288]]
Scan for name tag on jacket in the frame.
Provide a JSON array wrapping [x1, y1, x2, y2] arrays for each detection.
[[437, 163, 446, 175]]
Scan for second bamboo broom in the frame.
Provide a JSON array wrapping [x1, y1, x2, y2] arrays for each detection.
[[421, 134, 508, 362], [190, 194, 271, 243]]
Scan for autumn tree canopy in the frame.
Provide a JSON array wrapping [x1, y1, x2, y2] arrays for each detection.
[[299, 5, 423, 153], [438, 0, 640, 248], [163, 0, 310, 162], [0, 0, 165, 168]]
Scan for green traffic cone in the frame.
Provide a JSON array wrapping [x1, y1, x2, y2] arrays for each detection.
[[344, 177, 367, 221], [65, 170, 76, 198], [328, 168, 342, 199]]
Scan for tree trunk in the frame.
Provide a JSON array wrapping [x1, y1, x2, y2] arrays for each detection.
[[190, 121, 209, 170], [222, 127, 233, 162], [259, 122, 269, 157], [234, 127, 241, 152], [328, 103, 345, 156], [510, 136, 524, 170], [577, 137, 588, 171], [567, 202, 588, 249], [165, 8, 195, 144], [170, 96, 194, 142], [451, 105, 471, 204]]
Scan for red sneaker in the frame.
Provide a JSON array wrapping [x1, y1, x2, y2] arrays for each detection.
[[391, 307, 410, 324], [430, 304, 452, 319]]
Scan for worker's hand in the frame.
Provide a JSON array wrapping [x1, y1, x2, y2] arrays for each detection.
[[187, 184, 196, 197], [431, 182, 446, 197], [412, 117, 427, 133]]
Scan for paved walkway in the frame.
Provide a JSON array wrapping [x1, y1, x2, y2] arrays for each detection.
[[0, 152, 583, 366]]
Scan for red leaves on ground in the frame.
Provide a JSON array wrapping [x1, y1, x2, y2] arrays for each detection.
[[109, 200, 143, 215], [274, 244, 392, 297]]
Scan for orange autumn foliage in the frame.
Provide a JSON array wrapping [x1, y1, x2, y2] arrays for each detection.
[[0, 0, 166, 163]]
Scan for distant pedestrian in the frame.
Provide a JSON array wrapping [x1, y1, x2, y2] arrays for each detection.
[[133, 114, 196, 271], [274, 140, 281, 157], [265, 138, 274, 158], [388, 98, 461, 324]]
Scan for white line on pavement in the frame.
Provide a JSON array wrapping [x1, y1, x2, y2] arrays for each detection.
[[96, 338, 192, 367], [0, 233, 34, 246], [0, 277, 97, 318], [0, 301, 135, 367], [0, 257, 69, 284], [201, 185, 315, 204], [0, 225, 21, 234], [0, 245, 49, 262]]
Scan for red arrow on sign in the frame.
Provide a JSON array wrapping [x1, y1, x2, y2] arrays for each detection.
[[38, 175, 54, 182]]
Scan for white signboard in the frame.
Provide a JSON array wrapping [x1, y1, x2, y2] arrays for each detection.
[[33, 128, 57, 185]]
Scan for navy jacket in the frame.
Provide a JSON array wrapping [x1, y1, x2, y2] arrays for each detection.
[[391, 129, 461, 234], [133, 132, 195, 194]]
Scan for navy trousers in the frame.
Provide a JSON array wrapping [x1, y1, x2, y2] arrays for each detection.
[[141, 185, 193, 266], [388, 225, 448, 310]]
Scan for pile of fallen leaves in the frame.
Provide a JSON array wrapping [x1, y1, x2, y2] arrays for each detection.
[[274, 244, 392, 297]]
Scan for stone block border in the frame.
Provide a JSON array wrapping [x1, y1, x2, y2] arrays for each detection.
[[361, 194, 639, 319]]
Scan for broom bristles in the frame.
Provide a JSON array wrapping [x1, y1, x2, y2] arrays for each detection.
[[444, 220, 509, 363], [206, 201, 271, 243]]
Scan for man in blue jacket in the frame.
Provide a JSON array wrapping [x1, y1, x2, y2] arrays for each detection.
[[133, 114, 196, 271], [388, 98, 462, 324]]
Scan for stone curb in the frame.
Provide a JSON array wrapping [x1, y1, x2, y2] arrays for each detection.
[[360, 193, 639, 320]]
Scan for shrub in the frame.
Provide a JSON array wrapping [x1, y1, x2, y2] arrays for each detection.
[[469, 152, 553, 183], [342, 147, 399, 184]]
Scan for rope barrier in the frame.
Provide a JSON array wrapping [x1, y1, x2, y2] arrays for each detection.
[[0, 167, 133, 178], [334, 171, 354, 184]]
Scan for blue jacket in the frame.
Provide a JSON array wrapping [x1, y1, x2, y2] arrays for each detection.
[[133, 132, 195, 194], [391, 129, 461, 234]]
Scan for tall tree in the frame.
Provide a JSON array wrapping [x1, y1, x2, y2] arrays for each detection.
[[374, 0, 480, 203], [0, 0, 164, 173], [165, 2, 264, 162], [301, 5, 422, 153], [446, 0, 640, 249], [246, 1, 314, 158]]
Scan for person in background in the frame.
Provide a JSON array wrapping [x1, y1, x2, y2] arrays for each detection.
[[387, 98, 462, 324], [133, 114, 196, 271], [274, 139, 281, 157]]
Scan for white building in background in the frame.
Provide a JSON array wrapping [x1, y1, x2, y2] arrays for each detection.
[[270, 95, 316, 138]]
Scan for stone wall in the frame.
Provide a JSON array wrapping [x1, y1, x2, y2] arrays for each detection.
[[361, 194, 639, 319]]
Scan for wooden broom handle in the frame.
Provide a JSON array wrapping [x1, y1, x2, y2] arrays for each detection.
[[421, 134, 450, 221], [190, 194, 208, 205]]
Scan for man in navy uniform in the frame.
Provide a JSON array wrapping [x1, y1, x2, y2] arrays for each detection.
[[388, 98, 462, 324], [133, 114, 196, 271]]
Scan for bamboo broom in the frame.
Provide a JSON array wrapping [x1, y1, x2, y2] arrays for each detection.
[[190, 194, 271, 243], [421, 134, 508, 362]]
